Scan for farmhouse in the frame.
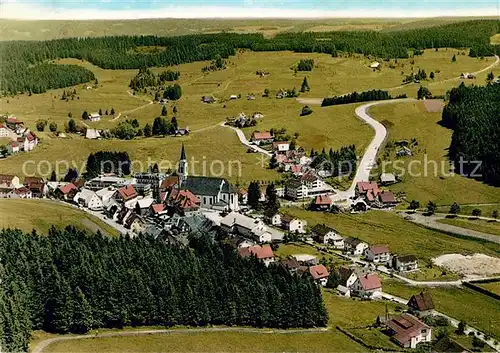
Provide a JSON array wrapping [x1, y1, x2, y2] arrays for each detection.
[[89, 113, 101, 122], [24, 176, 45, 198], [311, 194, 332, 211], [251, 131, 274, 145], [385, 313, 432, 349], [115, 185, 138, 203], [238, 244, 275, 266], [0, 174, 21, 189], [7, 187, 32, 199], [56, 183, 78, 200], [378, 190, 398, 207], [272, 141, 290, 153], [365, 245, 390, 264], [370, 61, 381, 69], [393, 255, 418, 272], [311, 223, 343, 248], [74, 188, 103, 211], [407, 291, 435, 317], [280, 214, 307, 234], [221, 212, 272, 243], [201, 95, 215, 104]]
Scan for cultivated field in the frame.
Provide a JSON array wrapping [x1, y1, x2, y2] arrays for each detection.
[[383, 280, 500, 339], [476, 281, 500, 295], [369, 101, 500, 205], [0, 199, 119, 236], [438, 218, 500, 236], [281, 208, 500, 262]]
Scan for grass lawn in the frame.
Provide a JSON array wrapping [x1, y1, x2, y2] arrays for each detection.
[[491, 34, 500, 45], [281, 208, 500, 261], [404, 266, 460, 282], [274, 243, 347, 267], [383, 280, 500, 339], [0, 199, 119, 237], [476, 281, 500, 295], [437, 218, 500, 237], [369, 101, 500, 206]]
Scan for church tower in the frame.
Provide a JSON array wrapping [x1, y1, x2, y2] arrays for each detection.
[[178, 144, 188, 184]]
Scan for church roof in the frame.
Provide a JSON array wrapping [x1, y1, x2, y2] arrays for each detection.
[[183, 176, 236, 196], [180, 144, 186, 160]]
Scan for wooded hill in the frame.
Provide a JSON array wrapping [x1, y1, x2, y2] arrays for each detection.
[[0, 227, 328, 352], [442, 82, 500, 185], [0, 20, 498, 95]]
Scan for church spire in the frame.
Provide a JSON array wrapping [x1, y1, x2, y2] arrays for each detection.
[[180, 143, 186, 160]]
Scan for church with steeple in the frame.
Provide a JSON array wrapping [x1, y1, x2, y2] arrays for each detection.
[[173, 145, 239, 211]]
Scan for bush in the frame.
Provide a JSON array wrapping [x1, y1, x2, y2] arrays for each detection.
[[49, 122, 58, 132], [301, 105, 313, 116]]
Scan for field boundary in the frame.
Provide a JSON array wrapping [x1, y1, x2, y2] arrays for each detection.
[[335, 326, 396, 352], [463, 280, 500, 301]]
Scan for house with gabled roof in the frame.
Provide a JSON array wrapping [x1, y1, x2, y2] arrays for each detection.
[[280, 214, 307, 234], [238, 244, 275, 266], [352, 273, 382, 297], [393, 254, 418, 272], [365, 245, 390, 264], [407, 291, 435, 317], [251, 131, 274, 145], [7, 186, 32, 199], [56, 183, 78, 200], [115, 185, 138, 203], [308, 264, 329, 286], [167, 189, 200, 216], [311, 194, 332, 211], [221, 212, 272, 243], [0, 174, 21, 189], [311, 223, 343, 248], [344, 237, 369, 256], [385, 313, 432, 348]]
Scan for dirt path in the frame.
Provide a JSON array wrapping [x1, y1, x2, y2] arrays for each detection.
[[398, 212, 500, 244], [32, 327, 329, 353], [112, 90, 153, 121], [190, 121, 225, 134]]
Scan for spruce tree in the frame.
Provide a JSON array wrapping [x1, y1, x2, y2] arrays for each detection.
[[72, 287, 93, 334]]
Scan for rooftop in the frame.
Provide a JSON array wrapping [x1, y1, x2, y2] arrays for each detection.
[[309, 264, 329, 280], [238, 244, 274, 259]]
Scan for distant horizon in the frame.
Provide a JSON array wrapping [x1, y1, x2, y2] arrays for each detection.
[[0, 0, 499, 20]]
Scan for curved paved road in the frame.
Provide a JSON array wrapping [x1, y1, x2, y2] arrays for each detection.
[[32, 327, 329, 353], [221, 123, 273, 156]]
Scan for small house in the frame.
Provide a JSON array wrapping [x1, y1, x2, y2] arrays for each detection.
[[281, 214, 306, 234], [311, 195, 332, 211], [380, 173, 396, 185], [56, 183, 78, 200], [202, 95, 215, 104], [251, 131, 274, 145], [393, 255, 418, 272], [343, 237, 369, 256], [308, 264, 329, 286], [8, 142, 20, 154], [385, 313, 432, 348], [370, 61, 380, 69], [85, 129, 101, 140], [396, 146, 412, 157], [276, 89, 288, 99], [272, 141, 290, 153], [280, 257, 300, 274], [407, 291, 435, 317], [338, 266, 359, 288], [252, 112, 264, 119], [238, 244, 275, 267], [292, 254, 317, 266], [379, 190, 397, 207], [365, 245, 390, 264], [7, 187, 32, 199], [230, 94, 238, 100], [89, 113, 101, 122], [353, 273, 382, 296], [268, 213, 281, 226], [311, 223, 343, 248]]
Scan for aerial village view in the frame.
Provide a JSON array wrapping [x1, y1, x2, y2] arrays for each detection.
[[0, 0, 499, 352]]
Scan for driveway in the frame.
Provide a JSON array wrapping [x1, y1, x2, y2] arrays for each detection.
[[221, 123, 273, 157]]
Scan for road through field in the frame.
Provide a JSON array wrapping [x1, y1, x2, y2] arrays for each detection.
[[32, 327, 329, 353]]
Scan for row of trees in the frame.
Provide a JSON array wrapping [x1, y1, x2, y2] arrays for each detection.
[[2, 20, 498, 95], [441, 82, 500, 185], [322, 89, 396, 107], [310, 145, 357, 177], [0, 227, 328, 352], [84, 151, 131, 178], [297, 59, 314, 71]]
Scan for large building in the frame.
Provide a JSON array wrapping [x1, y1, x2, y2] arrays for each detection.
[[176, 145, 239, 211], [134, 172, 166, 198]]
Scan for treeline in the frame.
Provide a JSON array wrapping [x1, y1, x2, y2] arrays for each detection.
[[1, 20, 498, 95], [129, 68, 180, 90], [322, 89, 400, 107], [0, 227, 328, 352], [84, 151, 131, 178], [310, 145, 357, 177], [441, 82, 500, 185]]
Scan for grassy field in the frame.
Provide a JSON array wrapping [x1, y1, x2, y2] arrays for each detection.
[[383, 280, 500, 339], [438, 218, 500, 236], [437, 204, 500, 217], [36, 290, 403, 353], [281, 208, 500, 262], [369, 101, 500, 205], [2, 17, 490, 41], [476, 281, 500, 295], [491, 34, 500, 44], [0, 199, 119, 236]]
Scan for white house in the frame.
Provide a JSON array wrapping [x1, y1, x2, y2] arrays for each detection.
[[238, 244, 275, 267], [272, 141, 290, 153], [352, 273, 382, 297], [365, 245, 391, 264], [339, 266, 360, 288], [74, 188, 103, 211], [311, 224, 344, 248], [269, 213, 281, 226], [221, 212, 272, 243], [344, 237, 369, 256], [85, 129, 101, 139], [89, 113, 101, 121], [392, 255, 418, 272], [380, 173, 396, 185], [285, 180, 308, 199], [281, 214, 306, 234], [370, 61, 380, 69], [7, 141, 20, 154], [385, 313, 432, 349], [230, 94, 238, 100], [309, 265, 329, 286]]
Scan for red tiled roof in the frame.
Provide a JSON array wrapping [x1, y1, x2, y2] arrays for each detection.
[[369, 245, 389, 255], [357, 181, 380, 194], [290, 165, 302, 174], [118, 185, 137, 201], [386, 313, 430, 346], [309, 264, 329, 280], [12, 187, 30, 195], [238, 244, 274, 259], [379, 190, 397, 203], [252, 131, 273, 140], [281, 214, 294, 223], [0, 174, 16, 184], [58, 183, 77, 194], [239, 188, 248, 195], [358, 273, 382, 291], [169, 189, 200, 210], [7, 117, 22, 124], [160, 175, 179, 190], [26, 133, 36, 142], [314, 195, 331, 205], [151, 203, 166, 214], [272, 141, 289, 147], [9, 142, 18, 147], [301, 171, 319, 182]]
